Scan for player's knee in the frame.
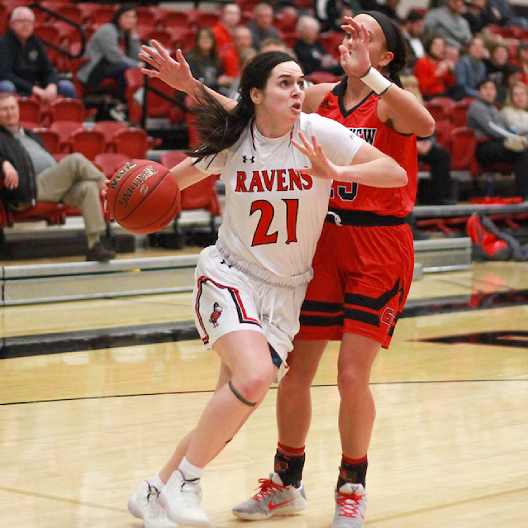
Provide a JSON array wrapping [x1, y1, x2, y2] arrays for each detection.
[[232, 372, 272, 404], [337, 366, 368, 396]]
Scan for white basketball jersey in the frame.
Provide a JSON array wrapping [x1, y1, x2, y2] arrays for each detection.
[[195, 112, 365, 286]]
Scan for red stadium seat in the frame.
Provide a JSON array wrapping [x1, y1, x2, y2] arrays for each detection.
[[111, 127, 152, 158], [93, 121, 127, 149], [94, 152, 128, 178], [451, 99, 473, 127], [50, 120, 84, 152], [18, 97, 43, 129], [450, 127, 478, 175], [49, 98, 87, 123], [33, 128, 61, 155], [70, 129, 106, 161]]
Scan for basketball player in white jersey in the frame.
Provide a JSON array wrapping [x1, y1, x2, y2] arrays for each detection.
[[127, 51, 406, 528]]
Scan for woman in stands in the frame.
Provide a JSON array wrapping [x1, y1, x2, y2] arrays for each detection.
[[77, 3, 141, 119], [127, 50, 406, 527], [138, 11, 434, 528], [185, 27, 234, 96]]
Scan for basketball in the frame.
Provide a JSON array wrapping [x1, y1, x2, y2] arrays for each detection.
[[107, 159, 181, 234]]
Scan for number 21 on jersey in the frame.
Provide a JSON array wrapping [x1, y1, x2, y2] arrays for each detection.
[[250, 199, 299, 246]]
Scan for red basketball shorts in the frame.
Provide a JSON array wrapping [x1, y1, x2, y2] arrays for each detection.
[[298, 219, 414, 348]]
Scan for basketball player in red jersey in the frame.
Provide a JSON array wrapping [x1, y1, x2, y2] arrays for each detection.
[[230, 12, 435, 528], [137, 12, 434, 527]]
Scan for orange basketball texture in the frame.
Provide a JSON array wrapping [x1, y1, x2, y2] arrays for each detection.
[[107, 160, 181, 234]]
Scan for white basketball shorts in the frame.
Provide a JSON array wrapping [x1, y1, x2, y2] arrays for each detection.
[[193, 246, 307, 367]]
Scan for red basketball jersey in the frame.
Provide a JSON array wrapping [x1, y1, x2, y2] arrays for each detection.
[[318, 80, 418, 217]]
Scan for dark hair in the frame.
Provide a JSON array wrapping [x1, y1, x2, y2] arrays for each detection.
[[425, 35, 445, 56], [189, 28, 219, 61], [357, 11, 407, 86], [477, 77, 496, 90], [111, 3, 137, 55], [188, 51, 298, 161]]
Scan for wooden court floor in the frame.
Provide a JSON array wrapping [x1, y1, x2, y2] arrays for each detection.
[[1, 261, 527, 527]]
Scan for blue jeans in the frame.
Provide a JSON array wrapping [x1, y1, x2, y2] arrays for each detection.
[[0, 79, 77, 98]]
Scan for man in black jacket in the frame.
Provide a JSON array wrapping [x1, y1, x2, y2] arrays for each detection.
[[0, 6, 76, 100], [0, 93, 114, 261]]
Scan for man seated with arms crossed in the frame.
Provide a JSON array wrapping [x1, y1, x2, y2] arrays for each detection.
[[0, 93, 114, 261]]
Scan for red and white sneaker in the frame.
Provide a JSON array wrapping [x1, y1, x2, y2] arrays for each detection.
[[232, 472, 307, 520], [332, 483, 367, 528]]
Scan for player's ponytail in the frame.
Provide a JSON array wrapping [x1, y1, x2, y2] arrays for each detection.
[[189, 51, 299, 161]]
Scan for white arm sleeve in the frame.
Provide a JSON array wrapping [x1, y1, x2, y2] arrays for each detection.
[[192, 150, 228, 175], [306, 113, 366, 165]]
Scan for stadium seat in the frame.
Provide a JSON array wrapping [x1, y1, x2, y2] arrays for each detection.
[[450, 127, 478, 176], [425, 100, 449, 122], [18, 97, 42, 129], [94, 152, 128, 179], [111, 127, 154, 158], [50, 120, 85, 152], [306, 71, 340, 84], [70, 129, 106, 161], [33, 128, 61, 155], [49, 98, 87, 123], [451, 99, 473, 127], [163, 10, 190, 31], [93, 121, 127, 149]]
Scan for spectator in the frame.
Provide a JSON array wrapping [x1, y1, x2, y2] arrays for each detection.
[[501, 82, 528, 135], [402, 8, 426, 70], [375, 0, 401, 21], [467, 78, 528, 199], [186, 28, 233, 96], [0, 93, 114, 261], [0, 7, 76, 100], [260, 37, 294, 57], [248, 3, 281, 50], [455, 36, 488, 99], [485, 44, 517, 105], [487, 0, 528, 28], [414, 37, 457, 99], [233, 25, 256, 59], [516, 43, 528, 86], [417, 136, 456, 204], [293, 15, 342, 76], [212, 3, 242, 78], [463, 0, 490, 34], [424, 0, 472, 50], [314, 0, 360, 31], [77, 4, 141, 104]]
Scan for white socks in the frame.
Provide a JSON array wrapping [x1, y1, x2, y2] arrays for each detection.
[[178, 457, 203, 481], [148, 473, 164, 489]]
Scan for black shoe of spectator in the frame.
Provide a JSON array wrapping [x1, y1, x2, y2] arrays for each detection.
[[86, 241, 116, 262]]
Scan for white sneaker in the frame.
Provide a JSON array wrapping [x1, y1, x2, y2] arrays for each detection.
[[127, 480, 178, 528], [232, 472, 307, 520], [331, 483, 367, 528], [159, 470, 210, 527]]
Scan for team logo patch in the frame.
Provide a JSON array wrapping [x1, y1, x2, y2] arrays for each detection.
[[209, 302, 223, 327], [381, 307, 397, 326], [242, 155, 255, 163]]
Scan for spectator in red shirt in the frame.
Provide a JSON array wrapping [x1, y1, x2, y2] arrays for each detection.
[[414, 36, 457, 99], [213, 3, 242, 79]]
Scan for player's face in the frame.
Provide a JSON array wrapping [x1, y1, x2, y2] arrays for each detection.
[[344, 14, 394, 71], [252, 61, 305, 124]]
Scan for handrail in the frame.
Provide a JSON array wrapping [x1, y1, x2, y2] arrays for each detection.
[[29, 2, 86, 59], [140, 74, 187, 129]]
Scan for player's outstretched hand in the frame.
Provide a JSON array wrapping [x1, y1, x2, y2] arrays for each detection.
[[139, 40, 195, 93], [292, 132, 337, 180], [339, 16, 371, 78]]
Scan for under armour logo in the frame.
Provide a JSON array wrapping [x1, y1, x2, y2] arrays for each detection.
[[242, 155, 255, 163]]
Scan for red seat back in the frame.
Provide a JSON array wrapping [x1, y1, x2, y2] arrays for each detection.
[[70, 129, 106, 160]]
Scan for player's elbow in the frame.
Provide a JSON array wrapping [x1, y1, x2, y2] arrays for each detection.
[[416, 112, 436, 138], [389, 160, 407, 187]]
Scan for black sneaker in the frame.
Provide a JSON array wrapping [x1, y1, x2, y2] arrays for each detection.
[[86, 241, 116, 262]]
